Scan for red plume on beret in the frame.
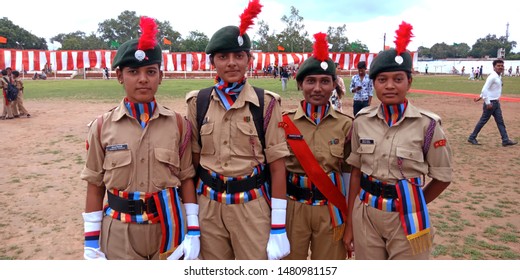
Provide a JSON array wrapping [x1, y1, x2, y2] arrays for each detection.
[[137, 16, 158, 51], [239, 0, 263, 36], [394, 21, 414, 55], [313, 32, 329, 62]]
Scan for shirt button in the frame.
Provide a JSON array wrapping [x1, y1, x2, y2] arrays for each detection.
[[386, 136, 390, 140], [140, 158, 145, 163], [225, 118, 229, 122], [111, 162, 116, 167], [223, 141, 228, 145], [409, 153, 413, 157], [140, 182, 144, 187], [224, 163, 228, 167]]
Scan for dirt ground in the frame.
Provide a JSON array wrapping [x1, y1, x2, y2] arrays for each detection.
[[0, 94, 519, 260]]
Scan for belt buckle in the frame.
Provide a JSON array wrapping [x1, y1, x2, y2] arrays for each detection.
[[128, 199, 144, 215]]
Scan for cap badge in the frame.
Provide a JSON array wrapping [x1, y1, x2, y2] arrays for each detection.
[[320, 61, 328, 70], [237, 36, 244, 46], [395, 55, 403, 65], [135, 50, 146, 61]]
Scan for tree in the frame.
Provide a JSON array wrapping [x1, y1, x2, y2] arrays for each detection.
[[279, 6, 312, 52], [417, 46, 432, 58], [0, 17, 48, 49], [179, 31, 208, 52], [451, 43, 470, 58], [345, 40, 369, 53], [255, 20, 278, 52], [51, 31, 105, 50], [326, 24, 349, 52], [430, 42, 451, 59], [469, 34, 517, 58]]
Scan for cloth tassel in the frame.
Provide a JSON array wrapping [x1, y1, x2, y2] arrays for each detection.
[[159, 246, 180, 260], [407, 228, 432, 255], [333, 223, 345, 242]]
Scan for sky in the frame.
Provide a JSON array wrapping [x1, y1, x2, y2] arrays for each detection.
[[3, 0, 519, 53]]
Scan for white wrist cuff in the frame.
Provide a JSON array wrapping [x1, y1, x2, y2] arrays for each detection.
[[271, 198, 287, 210]]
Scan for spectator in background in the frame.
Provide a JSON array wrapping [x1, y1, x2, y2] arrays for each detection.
[[479, 65, 484, 80], [461, 66, 465, 76], [516, 66, 519, 77], [349, 61, 373, 116], [469, 67, 475, 80], [330, 74, 345, 112], [468, 59, 517, 147], [280, 67, 289, 91]]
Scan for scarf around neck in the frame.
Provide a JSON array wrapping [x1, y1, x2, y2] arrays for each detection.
[[301, 100, 329, 125], [381, 99, 408, 127], [214, 75, 247, 110], [124, 97, 157, 128]]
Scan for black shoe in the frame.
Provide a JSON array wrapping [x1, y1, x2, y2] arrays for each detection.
[[502, 140, 518, 147], [26, 114, 31, 118], [467, 138, 480, 145]]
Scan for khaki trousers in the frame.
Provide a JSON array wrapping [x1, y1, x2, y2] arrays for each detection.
[[198, 194, 271, 260], [284, 199, 346, 260]]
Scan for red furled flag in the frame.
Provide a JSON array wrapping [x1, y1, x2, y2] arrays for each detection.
[[0, 36, 7, 44], [163, 38, 172, 45], [277, 45, 285, 51]]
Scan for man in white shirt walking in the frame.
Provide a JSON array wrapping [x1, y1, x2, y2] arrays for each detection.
[[468, 59, 517, 147]]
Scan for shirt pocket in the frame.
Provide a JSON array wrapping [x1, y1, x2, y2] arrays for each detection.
[[232, 121, 260, 156], [200, 122, 216, 155], [152, 148, 180, 188], [391, 146, 424, 178], [357, 143, 375, 174], [103, 150, 132, 188]]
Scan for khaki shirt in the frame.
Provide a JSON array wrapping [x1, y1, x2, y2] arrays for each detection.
[[14, 77, 23, 91], [347, 102, 452, 183], [284, 103, 353, 174], [186, 82, 289, 177], [80, 99, 195, 192]]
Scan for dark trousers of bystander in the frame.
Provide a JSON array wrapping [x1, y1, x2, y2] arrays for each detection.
[[469, 100, 510, 143], [353, 100, 370, 116]]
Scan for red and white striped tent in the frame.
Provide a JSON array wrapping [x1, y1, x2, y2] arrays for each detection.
[[0, 49, 417, 72]]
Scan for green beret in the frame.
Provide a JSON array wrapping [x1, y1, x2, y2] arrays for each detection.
[[112, 39, 162, 70], [206, 26, 251, 54], [296, 57, 336, 82], [369, 48, 412, 79]]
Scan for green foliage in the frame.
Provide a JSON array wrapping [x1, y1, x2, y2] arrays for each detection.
[[0, 17, 47, 49], [327, 25, 349, 52], [279, 6, 312, 52]]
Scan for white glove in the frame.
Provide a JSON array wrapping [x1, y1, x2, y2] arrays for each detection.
[[82, 211, 107, 260], [167, 203, 200, 260], [266, 198, 290, 260]]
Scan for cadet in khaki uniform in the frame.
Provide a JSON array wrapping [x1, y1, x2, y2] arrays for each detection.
[[185, 0, 291, 260], [1, 69, 14, 120], [343, 22, 453, 260], [282, 33, 353, 260], [80, 17, 199, 260], [12, 71, 31, 117]]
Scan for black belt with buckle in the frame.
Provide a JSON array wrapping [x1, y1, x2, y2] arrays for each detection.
[[286, 181, 326, 201], [360, 176, 398, 199], [197, 167, 266, 194], [107, 191, 157, 215]]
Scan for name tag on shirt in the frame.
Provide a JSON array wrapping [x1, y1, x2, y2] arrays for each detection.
[[287, 134, 304, 140], [360, 138, 374, 144], [106, 144, 129, 151]]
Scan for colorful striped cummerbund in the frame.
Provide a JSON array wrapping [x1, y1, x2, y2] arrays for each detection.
[[287, 171, 346, 230], [104, 188, 186, 258], [196, 164, 270, 205]]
